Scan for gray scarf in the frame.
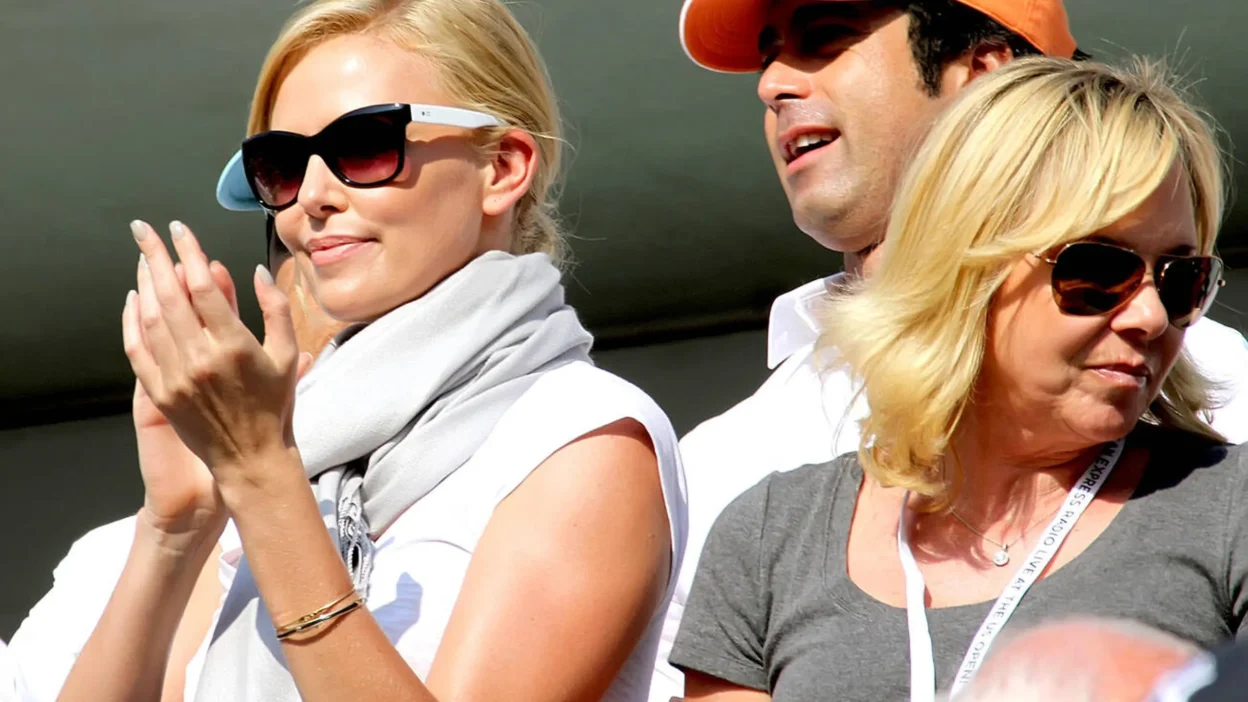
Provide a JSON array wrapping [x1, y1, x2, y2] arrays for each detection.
[[195, 251, 593, 701]]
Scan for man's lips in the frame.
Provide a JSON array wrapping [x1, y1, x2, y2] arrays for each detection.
[[778, 125, 841, 165]]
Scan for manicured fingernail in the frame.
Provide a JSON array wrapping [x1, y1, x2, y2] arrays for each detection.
[[130, 220, 150, 242], [256, 264, 274, 286], [126, 289, 137, 307], [139, 253, 148, 270], [170, 221, 186, 240]]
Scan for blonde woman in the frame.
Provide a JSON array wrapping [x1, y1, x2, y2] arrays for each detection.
[[9, 1, 687, 701], [671, 57, 1243, 702]]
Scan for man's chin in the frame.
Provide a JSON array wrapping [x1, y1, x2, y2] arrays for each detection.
[[788, 188, 879, 253], [794, 212, 879, 254]]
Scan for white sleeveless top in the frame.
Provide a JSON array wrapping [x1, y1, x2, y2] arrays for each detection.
[[0, 640, 19, 702], [9, 362, 688, 702]]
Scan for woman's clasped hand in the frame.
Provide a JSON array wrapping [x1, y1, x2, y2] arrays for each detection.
[[122, 221, 313, 536]]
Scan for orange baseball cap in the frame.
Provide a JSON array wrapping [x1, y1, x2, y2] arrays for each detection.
[[679, 0, 1077, 73]]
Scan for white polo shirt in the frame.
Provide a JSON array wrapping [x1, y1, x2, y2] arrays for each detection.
[[648, 275, 1248, 702]]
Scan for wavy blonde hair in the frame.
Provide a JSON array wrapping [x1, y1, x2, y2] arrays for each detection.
[[818, 57, 1227, 509], [246, 0, 566, 263]]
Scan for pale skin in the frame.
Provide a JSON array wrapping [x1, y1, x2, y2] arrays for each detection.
[[57, 33, 670, 702], [686, 161, 1199, 700]]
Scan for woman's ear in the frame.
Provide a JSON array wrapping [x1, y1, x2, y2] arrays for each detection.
[[482, 129, 539, 217]]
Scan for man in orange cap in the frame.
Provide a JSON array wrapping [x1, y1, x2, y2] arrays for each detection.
[[657, 2, 1248, 700]]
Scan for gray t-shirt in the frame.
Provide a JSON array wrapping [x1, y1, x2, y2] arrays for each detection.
[[670, 426, 1248, 701]]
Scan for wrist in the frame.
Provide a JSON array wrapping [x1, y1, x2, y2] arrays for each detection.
[[214, 444, 308, 515], [133, 510, 222, 572]]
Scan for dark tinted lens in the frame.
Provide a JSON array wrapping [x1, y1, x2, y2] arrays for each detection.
[[244, 133, 309, 209], [324, 112, 404, 185], [1158, 256, 1223, 328], [1050, 243, 1146, 316]]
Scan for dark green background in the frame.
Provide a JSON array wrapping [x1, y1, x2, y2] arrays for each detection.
[[1, 1, 1245, 638]]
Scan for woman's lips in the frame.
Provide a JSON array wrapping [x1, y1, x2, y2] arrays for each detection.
[[307, 237, 375, 267], [1088, 364, 1150, 388]]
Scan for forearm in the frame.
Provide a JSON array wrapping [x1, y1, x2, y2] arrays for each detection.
[[56, 517, 215, 702], [221, 448, 436, 702]]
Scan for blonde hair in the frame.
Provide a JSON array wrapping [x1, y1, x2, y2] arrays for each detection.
[[247, 0, 566, 262], [818, 57, 1227, 508]]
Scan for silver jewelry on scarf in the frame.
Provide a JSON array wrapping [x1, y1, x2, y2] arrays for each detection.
[[317, 460, 373, 596], [195, 251, 593, 701]]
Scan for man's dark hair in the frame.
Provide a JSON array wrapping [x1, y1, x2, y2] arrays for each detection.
[[904, 0, 1090, 96]]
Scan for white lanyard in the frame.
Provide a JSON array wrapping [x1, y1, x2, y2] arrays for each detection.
[[897, 439, 1124, 702]]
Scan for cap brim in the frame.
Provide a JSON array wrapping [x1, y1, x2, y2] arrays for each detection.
[[682, 0, 856, 73], [679, 0, 769, 73], [215, 149, 264, 212]]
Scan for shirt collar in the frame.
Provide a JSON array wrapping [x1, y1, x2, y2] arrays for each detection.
[[766, 273, 846, 369]]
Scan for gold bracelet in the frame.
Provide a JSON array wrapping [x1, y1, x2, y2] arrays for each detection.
[[274, 589, 364, 641]]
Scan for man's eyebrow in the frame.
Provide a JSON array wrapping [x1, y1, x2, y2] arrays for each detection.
[[759, 2, 890, 57], [758, 23, 780, 54]]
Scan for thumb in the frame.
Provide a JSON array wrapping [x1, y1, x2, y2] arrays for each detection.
[[254, 264, 298, 372], [296, 351, 315, 381]]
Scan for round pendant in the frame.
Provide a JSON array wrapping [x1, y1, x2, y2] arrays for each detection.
[[992, 550, 1010, 567]]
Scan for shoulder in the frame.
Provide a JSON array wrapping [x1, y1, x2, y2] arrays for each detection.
[[524, 359, 684, 491], [477, 361, 677, 463], [519, 361, 676, 446], [466, 360, 686, 542], [765, 452, 861, 496], [1210, 442, 1248, 501], [1133, 426, 1247, 527], [1138, 424, 1244, 487], [436, 361, 681, 506], [687, 456, 858, 622], [712, 453, 859, 546], [514, 363, 682, 492]]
